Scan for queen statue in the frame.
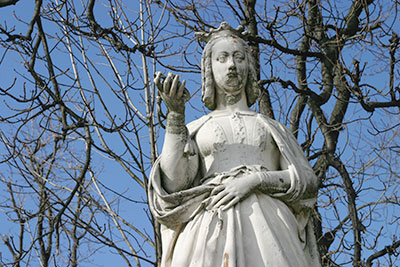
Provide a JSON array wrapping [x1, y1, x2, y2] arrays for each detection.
[[148, 22, 321, 267]]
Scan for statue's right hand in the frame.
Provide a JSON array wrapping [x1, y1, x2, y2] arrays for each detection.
[[155, 72, 188, 114]]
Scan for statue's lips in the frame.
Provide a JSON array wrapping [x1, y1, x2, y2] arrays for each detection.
[[225, 73, 241, 86], [227, 72, 239, 79]]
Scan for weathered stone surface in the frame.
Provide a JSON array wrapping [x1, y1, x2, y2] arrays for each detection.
[[149, 22, 320, 267]]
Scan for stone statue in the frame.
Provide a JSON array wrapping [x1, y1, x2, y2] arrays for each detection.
[[148, 22, 320, 267]]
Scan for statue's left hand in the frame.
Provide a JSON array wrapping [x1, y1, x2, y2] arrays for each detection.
[[207, 174, 260, 211], [154, 72, 189, 115]]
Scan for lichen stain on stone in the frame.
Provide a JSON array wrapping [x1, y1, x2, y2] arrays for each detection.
[[224, 253, 229, 267]]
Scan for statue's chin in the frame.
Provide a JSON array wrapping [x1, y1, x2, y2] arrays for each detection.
[[220, 81, 244, 94], [225, 85, 244, 94]]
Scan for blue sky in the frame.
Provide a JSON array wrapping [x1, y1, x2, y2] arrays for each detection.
[[1, 1, 399, 266]]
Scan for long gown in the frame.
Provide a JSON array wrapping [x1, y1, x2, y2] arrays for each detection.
[[149, 111, 320, 267]]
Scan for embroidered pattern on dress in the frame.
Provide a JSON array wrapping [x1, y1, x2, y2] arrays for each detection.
[[209, 120, 226, 152], [254, 116, 268, 151], [231, 112, 246, 144]]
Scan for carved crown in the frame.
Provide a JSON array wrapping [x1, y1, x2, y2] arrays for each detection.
[[195, 22, 247, 42]]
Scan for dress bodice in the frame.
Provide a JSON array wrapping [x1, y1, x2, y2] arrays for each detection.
[[195, 111, 280, 177]]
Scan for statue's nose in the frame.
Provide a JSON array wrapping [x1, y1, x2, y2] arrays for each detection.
[[228, 62, 237, 71]]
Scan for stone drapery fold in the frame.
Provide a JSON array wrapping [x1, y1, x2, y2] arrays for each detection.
[[148, 114, 320, 267]]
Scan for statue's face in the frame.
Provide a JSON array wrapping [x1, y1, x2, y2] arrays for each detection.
[[211, 37, 248, 96]]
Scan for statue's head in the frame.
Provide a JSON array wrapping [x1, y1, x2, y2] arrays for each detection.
[[197, 22, 259, 110]]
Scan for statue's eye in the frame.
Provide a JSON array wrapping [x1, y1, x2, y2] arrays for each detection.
[[235, 57, 244, 63], [217, 55, 227, 63], [234, 53, 245, 62]]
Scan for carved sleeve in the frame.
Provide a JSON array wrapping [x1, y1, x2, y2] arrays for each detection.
[[160, 112, 199, 193], [256, 169, 291, 195]]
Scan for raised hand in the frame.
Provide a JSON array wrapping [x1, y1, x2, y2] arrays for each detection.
[[154, 72, 189, 114]]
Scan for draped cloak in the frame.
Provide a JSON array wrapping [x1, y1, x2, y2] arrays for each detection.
[[148, 113, 321, 267]]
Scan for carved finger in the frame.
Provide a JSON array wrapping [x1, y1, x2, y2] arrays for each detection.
[[176, 79, 186, 99], [170, 75, 179, 97], [222, 196, 240, 211], [209, 194, 225, 209], [154, 72, 163, 91], [207, 190, 226, 209], [210, 185, 225, 196], [159, 91, 169, 104], [212, 193, 234, 210], [163, 72, 173, 94]]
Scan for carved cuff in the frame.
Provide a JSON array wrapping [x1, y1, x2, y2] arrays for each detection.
[[256, 170, 291, 195], [166, 111, 186, 134]]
